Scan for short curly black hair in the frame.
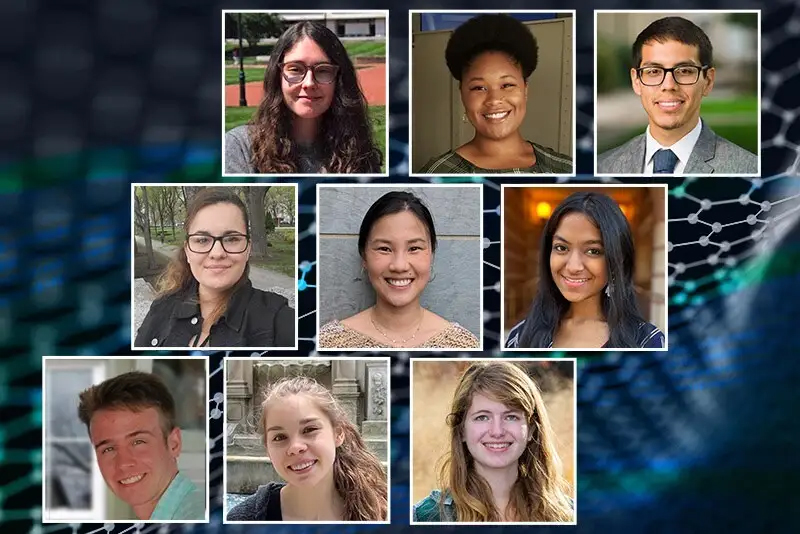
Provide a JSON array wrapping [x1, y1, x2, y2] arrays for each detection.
[[445, 14, 539, 82]]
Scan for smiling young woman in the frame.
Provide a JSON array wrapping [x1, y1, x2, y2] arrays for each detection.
[[317, 191, 479, 349], [225, 21, 381, 174], [505, 192, 664, 349], [226, 376, 387, 522], [417, 14, 571, 174], [412, 362, 573, 523], [134, 188, 294, 348]]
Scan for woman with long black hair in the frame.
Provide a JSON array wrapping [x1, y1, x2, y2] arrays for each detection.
[[505, 192, 664, 349]]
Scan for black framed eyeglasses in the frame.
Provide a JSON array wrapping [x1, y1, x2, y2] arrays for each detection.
[[186, 233, 250, 254], [279, 61, 340, 84], [636, 65, 709, 86]]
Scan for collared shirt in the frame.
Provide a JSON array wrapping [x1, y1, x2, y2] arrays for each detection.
[[150, 471, 205, 521], [643, 118, 703, 175], [413, 490, 456, 522], [134, 278, 295, 348], [418, 141, 572, 174]]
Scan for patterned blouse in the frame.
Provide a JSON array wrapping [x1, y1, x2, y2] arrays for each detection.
[[417, 141, 572, 174], [505, 320, 665, 349], [318, 321, 480, 349]]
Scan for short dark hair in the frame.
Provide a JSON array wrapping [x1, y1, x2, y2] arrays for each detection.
[[632, 16, 713, 71], [445, 14, 539, 82], [357, 191, 437, 257], [78, 371, 177, 439]]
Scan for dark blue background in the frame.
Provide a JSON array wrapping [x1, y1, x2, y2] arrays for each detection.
[[1, 0, 799, 533]]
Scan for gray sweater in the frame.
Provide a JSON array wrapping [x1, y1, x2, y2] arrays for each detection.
[[226, 481, 285, 521], [224, 125, 323, 174]]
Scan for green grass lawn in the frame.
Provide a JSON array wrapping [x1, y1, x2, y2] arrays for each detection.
[[225, 105, 387, 171], [225, 68, 264, 85], [251, 230, 296, 278], [226, 41, 385, 58]]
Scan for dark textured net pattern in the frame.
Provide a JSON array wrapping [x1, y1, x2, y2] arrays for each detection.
[[1, 0, 799, 533]]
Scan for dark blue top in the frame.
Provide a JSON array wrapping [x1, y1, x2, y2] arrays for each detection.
[[505, 320, 664, 349]]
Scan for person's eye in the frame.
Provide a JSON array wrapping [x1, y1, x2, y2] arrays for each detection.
[[101, 446, 114, 454], [133, 438, 146, 445], [193, 236, 210, 245], [676, 66, 695, 75], [503, 83, 517, 89], [505, 414, 521, 421], [474, 414, 489, 422], [224, 235, 244, 244], [469, 85, 486, 92], [376, 246, 391, 252], [409, 246, 422, 252], [586, 248, 604, 256], [303, 427, 320, 434], [552, 243, 568, 253], [272, 434, 286, 442]]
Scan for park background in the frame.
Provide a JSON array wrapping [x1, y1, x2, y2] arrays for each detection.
[[223, 11, 388, 173], [595, 11, 759, 156], [132, 185, 297, 341], [2, 1, 800, 533]]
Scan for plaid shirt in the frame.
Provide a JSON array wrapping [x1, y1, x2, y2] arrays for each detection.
[[418, 142, 572, 174]]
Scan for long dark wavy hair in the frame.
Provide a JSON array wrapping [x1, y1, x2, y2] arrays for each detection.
[[247, 21, 382, 173], [517, 192, 646, 348]]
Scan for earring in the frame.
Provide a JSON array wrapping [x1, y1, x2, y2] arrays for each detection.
[[461, 112, 467, 123], [605, 282, 613, 297], [354, 265, 365, 282], [430, 265, 436, 282]]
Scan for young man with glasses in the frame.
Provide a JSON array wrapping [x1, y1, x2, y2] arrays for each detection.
[[597, 16, 757, 175]]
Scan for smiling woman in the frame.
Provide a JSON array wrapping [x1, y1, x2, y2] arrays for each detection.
[[134, 187, 295, 348], [317, 191, 480, 350], [505, 192, 664, 349], [417, 14, 572, 174], [412, 362, 573, 523], [224, 20, 382, 174]]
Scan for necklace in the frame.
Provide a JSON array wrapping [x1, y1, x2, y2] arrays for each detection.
[[370, 308, 425, 347]]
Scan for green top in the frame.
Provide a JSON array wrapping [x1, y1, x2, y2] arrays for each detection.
[[413, 490, 456, 522], [150, 471, 205, 521], [417, 142, 572, 174]]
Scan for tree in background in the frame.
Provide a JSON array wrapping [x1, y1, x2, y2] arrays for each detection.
[[237, 13, 284, 50], [266, 186, 295, 226], [134, 186, 156, 270]]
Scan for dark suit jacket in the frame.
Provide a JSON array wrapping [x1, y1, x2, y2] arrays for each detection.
[[597, 121, 757, 175]]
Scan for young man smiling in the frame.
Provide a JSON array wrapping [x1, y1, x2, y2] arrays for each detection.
[[78, 371, 205, 521], [597, 16, 757, 175]]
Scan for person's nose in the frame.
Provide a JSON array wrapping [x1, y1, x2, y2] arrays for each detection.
[[661, 69, 679, 90], [485, 85, 504, 105], [565, 250, 585, 273], [300, 68, 318, 90], [286, 435, 308, 456], [114, 447, 136, 469], [389, 250, 410, 272], [208, 238, 228, 259], [489, 417, 505, 437]]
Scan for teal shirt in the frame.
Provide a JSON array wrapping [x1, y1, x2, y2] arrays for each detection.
[[150, 471, 205, 521], [413, 490, 456, 522]]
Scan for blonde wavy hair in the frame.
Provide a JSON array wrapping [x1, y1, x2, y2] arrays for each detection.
[[438, 362, 573, 522], [260, 376, 388, 521], [155, 187, 250, 327]]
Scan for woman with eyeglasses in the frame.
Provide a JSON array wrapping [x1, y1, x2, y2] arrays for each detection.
[[225, 21, 382, 174], [134, 188, 295, 348]]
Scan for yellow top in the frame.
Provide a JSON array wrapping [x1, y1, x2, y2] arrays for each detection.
[[318, 320, 480, 349]]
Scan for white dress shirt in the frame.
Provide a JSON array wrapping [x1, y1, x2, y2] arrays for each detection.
[[644, 118, 703, 175]]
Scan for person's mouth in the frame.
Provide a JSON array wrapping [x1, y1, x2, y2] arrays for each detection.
[[483, 110, 511, 122], [655, 99, 684, 112], [287, 459, 317, 473], [205, 264, 231, 272], [118, 473, 147, 486], [482, 442, 512, 452], [385, 277, 414, 289], [561, 275, 590, 288]]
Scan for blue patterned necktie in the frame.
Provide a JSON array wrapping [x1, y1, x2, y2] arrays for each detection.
[[653, 148, 678, 174]]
